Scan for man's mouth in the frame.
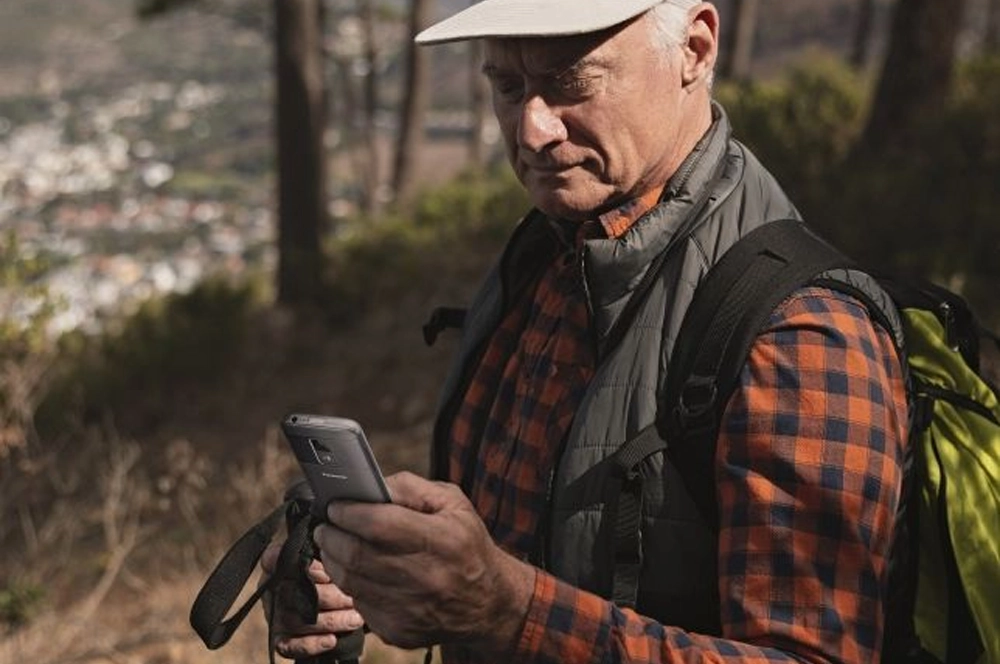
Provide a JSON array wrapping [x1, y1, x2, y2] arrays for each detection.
[[525, 161, 579, 174]]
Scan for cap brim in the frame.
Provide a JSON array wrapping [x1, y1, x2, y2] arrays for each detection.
[[415, 0, 667, 44]]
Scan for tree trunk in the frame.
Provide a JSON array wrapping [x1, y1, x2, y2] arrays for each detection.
[[275, 0, 327, 307], [861, 0, 968, 151], [986, 0, 1000, 53], [719, 0, 760, 80], [360, 0, 381, 215], [850, 0, 877, 69], [392, 0, 431, 203]]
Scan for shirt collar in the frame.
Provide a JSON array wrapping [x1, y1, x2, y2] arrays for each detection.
[[546, 184, 669, 250], [594, 185, 666, 239]]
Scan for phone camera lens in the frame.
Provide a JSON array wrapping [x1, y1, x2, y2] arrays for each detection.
[[308, 438, 336, 465]]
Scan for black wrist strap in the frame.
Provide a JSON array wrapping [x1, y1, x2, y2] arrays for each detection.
[[189, 501, 288, 650]]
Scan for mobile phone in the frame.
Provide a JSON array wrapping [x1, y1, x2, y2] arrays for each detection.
[[280, 414, 392, 515]]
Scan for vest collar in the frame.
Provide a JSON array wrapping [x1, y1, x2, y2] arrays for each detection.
[[580, 103, 734, 345]]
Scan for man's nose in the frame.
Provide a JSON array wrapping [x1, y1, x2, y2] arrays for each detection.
[[517, 95, 567, 152]]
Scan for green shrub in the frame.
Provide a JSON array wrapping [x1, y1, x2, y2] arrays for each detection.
[[0, 579, 45, 631], [717, 53, 867, 198], [406, 167, 529, 235], [322, 168, 527, 321], [0, 232, 57, 356], [719, 55, 999, 324], [38, 277, 264, 432], [0, 233, 60, 457], [807, 56, 1000, 320]]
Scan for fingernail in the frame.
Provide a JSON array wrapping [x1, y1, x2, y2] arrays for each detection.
[[320, 636, 337, 649], [347, 610, 365, 629]]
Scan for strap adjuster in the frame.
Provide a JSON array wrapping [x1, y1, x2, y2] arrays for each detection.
[[422, 307, 467, 346], [676, 375, 718, 429]]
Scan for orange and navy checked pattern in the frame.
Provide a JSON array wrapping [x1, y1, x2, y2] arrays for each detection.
[[594, 188, 666, 239], [450, 241, 596, 552], [509, 287, 908, 664]]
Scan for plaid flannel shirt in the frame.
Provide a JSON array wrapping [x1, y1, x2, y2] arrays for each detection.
[[443, 195, 908, 664]]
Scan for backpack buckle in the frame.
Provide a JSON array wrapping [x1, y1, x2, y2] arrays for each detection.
[[676, 375, 719, 432], [422, 307, 467, 346], [938, 301, 960, 352]]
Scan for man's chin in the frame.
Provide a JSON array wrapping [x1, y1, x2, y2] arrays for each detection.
[[527, 184, 611, 222]]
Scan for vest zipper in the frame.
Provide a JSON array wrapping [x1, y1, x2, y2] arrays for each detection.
[[578, 244, 602, 362], [534, 421, 575, 571], [531, 468, 556, 570]]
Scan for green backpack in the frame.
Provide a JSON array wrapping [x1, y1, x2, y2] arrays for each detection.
[[888, 284, 1000, 663], [610, 219, 1000, 663]]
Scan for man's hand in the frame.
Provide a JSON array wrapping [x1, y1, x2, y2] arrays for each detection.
[[260, 541, 366, 660], [314, 471, 536, 651]]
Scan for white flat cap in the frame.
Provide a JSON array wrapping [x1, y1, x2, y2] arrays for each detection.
[[416, 0, 683, 45]]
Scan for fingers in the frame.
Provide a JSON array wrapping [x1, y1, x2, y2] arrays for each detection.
[[323, 507, 429, 554], [319, 607, 366, 633], [384, 471, 458, 512], [315, 576, 354, 610], [261, 541, 282, 574], [262, 535, 359, 628], [324, 476, 469, 552], [274, 604, 366, 634], [266, 558, 354, 612], [262, 541, 331, 583], [274, 633, 338, 660], [315, 526, 365, 586], [306, 558, 331, 584]]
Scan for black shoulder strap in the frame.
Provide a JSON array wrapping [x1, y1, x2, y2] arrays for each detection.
[[606, 424, 668, 607], [608, 220, 852, 608], [662, 219, 852, 525]]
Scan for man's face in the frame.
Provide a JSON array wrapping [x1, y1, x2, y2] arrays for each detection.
[[483, 14, 703, 221]]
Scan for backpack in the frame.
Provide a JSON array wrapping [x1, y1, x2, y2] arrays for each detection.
[[617, 219, 1000, 663]]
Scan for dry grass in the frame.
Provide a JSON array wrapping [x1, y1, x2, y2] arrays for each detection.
[[0, 261, 473, 663], [0, 418, 437, 664], [1, 576, 433, 664]]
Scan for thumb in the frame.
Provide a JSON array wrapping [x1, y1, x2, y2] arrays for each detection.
[[384, 471, 464, 513]]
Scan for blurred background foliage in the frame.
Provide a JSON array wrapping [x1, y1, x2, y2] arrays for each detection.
[[21, 44, 999, 445], [719, 54, 1000, 317]]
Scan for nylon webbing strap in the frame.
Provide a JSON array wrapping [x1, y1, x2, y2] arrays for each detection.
[[189, 501, 289, 649], [663, 219, 851, 527], [608, 423, 668, 608], [269, 501, 322, 664], [189, 496, 324, 664]]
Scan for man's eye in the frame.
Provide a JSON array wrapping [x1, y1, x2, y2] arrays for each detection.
[[557, 76, 598, 98], [491, 77, 524, 100]]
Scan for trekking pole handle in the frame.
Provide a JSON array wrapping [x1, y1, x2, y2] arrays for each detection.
[[284, 481, 365, 664]]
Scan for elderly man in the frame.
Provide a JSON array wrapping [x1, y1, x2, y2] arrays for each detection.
[[265, 1, 908, 662]]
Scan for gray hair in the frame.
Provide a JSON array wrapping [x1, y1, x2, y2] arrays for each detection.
[[647, 0, 714, 87], [648, 0, 700, 47]]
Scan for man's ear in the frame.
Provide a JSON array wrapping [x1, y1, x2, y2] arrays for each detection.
[[681, 3, 719, 88]]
